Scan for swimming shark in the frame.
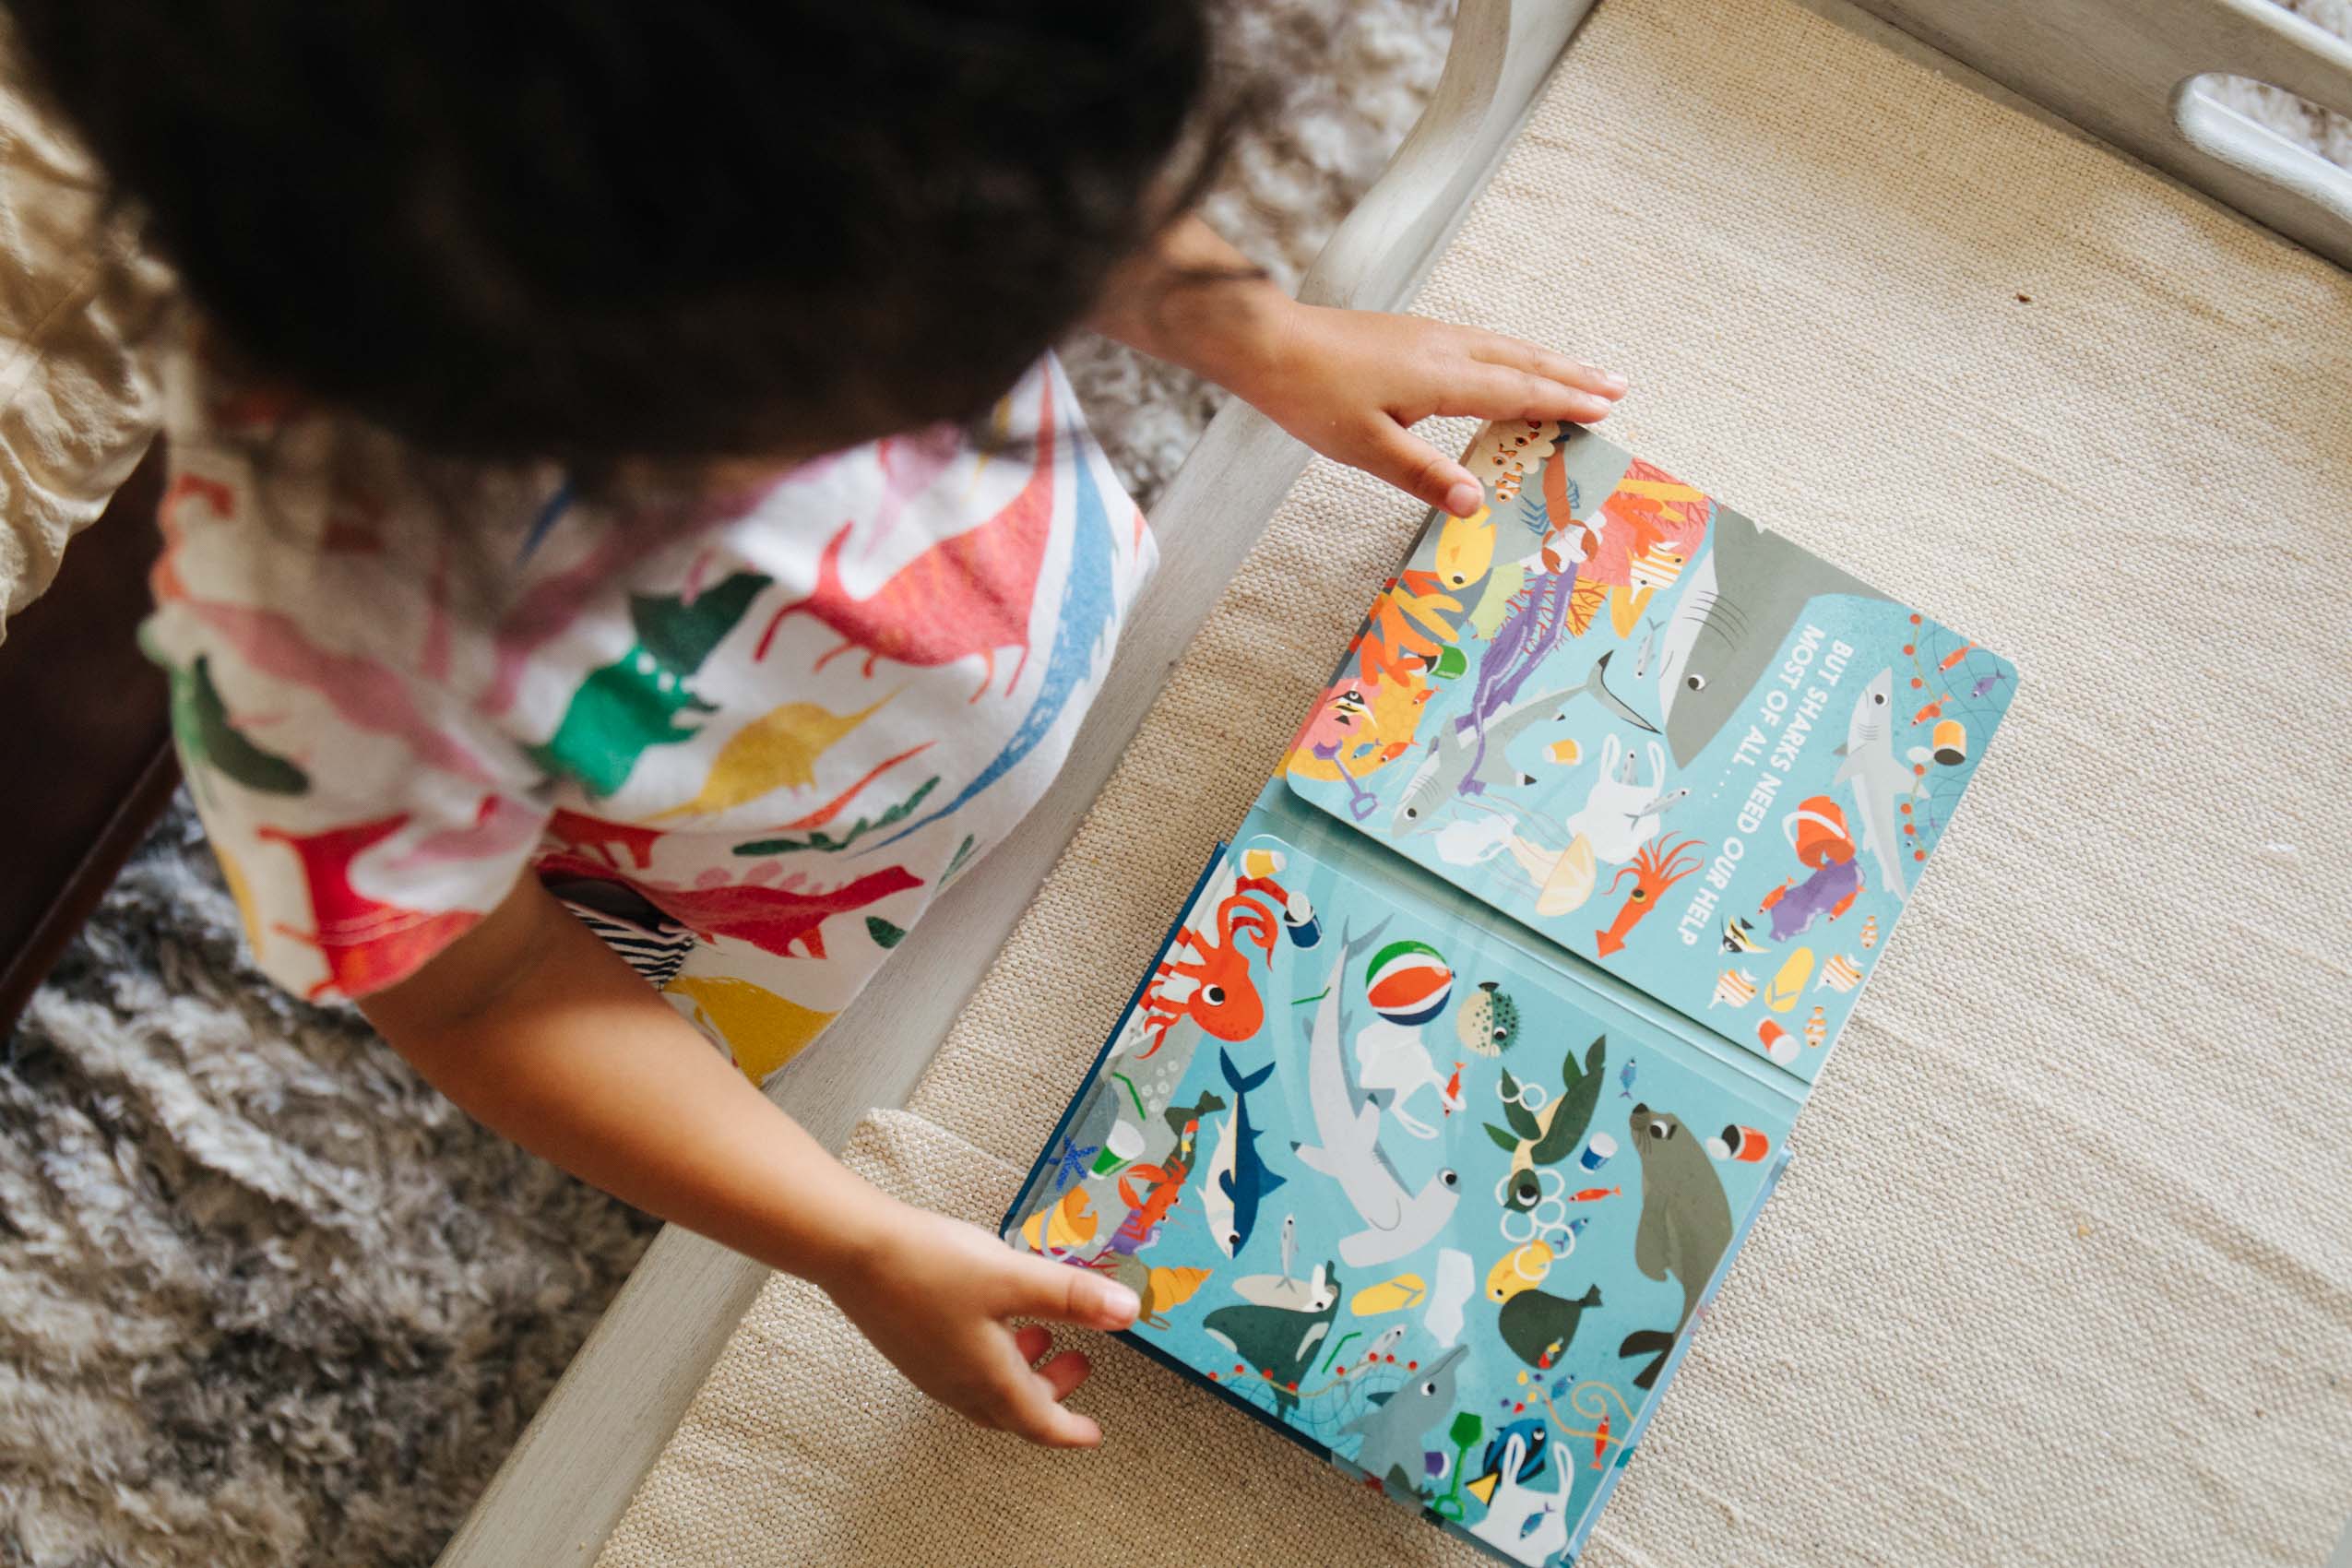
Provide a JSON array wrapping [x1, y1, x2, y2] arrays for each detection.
[[1199, 1049, 1283, 1258], [1833, 668, 1924, 898], [1389, 656, 1655, 837], [1291, 926, 1462, 1267], [1202, 1262, 1342, 1416], [1651, 505, 1891, 766], [1339, 1341, 1469, 1491]]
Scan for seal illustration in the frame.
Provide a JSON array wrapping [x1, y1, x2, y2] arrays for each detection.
[[1616, 1103, 1734, 1388]]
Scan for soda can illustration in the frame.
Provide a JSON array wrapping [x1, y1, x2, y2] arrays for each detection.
[[1578, 1133, 1617, 1172], [1707, 1124, 1773, 1162], [1755, 1017, 1799, 1066]]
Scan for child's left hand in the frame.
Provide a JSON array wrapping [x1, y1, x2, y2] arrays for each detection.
[[1088, 217, 1625, 519], [1234, 302, 1627, 518]]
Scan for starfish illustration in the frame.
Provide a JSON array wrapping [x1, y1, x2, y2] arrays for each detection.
[[1051, 1135, 1099, 1191]]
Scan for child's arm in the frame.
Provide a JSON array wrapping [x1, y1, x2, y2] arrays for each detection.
[[1087, 214, 1628, 519], [359, 873, 1139, 1447]]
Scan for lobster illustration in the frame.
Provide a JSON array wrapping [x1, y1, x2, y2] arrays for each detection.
[[1594, 834, 1706, 957], [1107, 1114, 1201, 1256]]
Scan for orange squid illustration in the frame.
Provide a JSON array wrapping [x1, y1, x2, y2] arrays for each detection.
[[1593, 835, 1706, 958]]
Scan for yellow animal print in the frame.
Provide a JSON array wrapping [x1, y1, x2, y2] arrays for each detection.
[[666, 974, 837, 1082], [651, 693, 893, 821], [1433, 505, 1498, 592], [1285, 671, 1432, 783], [218, 839, 268, 958]]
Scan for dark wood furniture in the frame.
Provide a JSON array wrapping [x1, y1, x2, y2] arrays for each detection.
[[0, 446, 177, 1036]]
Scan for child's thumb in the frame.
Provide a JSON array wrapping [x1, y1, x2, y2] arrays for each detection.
[[1002, 1252, 1139, 1331]]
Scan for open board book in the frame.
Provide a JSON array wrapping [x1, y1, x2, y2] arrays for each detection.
[[1003, 422, 2017, 1564]]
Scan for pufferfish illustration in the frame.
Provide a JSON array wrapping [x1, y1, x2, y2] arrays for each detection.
[[1455, 980, 1520, 1058]]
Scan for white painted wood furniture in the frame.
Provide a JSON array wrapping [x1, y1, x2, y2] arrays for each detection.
[[433, 2, 2352, 1562]]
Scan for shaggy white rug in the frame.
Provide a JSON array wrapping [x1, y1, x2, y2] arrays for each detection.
[[0, 4, 1449, 1565], [3, 3, 2344, 1565]]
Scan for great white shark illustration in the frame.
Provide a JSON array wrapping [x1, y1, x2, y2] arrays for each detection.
[[1292, 925, 1462, 1267], [1834, 668, 1925, 899], [1652, 505, 1891, 766]]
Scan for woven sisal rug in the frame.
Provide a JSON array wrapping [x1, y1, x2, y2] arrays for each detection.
[[593, 1, 2352, 1563]]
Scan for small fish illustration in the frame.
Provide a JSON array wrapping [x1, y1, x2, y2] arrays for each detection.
[[1442, 1062, 1466, 1114], [1618, 1059, 1639, 1099], [1817, 952, 1864, 992], [1969, 671, 2007, 699], [1804, 1005, 1827, 1050], [1912, 697, 1945, 726], [1361, 1323, 1408, 1363], [1633, 615, 1662, 679], [1721, 915, 1767, 954], [1279, 1213, 1298, 1284], [1710, 968, 1759, 1009], [1859, 915, 1879, 950], [1567, 1186, 1620, 1203], [1622, 784, 1690, 828], [1592, 1410, 1612, 1470], [1938, 642, 1976, 671]]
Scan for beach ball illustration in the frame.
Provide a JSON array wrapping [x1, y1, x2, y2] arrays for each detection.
[[1365, 940, 1454, 1026]]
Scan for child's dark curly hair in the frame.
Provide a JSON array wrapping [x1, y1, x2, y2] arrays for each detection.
[[10, 0, 1231, 468]]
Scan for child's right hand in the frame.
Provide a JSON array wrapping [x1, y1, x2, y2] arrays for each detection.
[[821, 1198, 1141, 1447]]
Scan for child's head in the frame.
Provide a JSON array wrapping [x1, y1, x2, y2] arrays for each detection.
[[14, 1, 1227, 468]]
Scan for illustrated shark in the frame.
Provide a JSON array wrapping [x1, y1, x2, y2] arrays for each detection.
[[1202, 1262, 1341, 1416], [1340, 1342, 1469, 1491], [1390, 656, 1655, 837], [1291, 927, 1462, 1267], [1199, 1049, 1283, 1258], [1651, 505, 1891, 766], [1834, 668, 1925, 898]]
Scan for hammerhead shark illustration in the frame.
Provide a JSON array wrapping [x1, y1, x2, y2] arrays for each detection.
[[1291, 923, 1462, 1267]]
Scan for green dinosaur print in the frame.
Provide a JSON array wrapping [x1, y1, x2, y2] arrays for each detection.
[[939, 833, 980, 888], [730, 778, 942, 856], [169, 654, 309, 795], [529, 572, 770, 798]]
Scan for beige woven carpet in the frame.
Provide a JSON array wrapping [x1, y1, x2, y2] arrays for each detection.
[[597, 0, 2352, 1562]]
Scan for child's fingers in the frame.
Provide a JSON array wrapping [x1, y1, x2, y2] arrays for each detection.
[[1430, 362, 1617, 426], [1032, 1348, 1093, 1404], [989, 1351, 1104, 1448], [1469, 333, 1629, 398], [1013, 1323, 1053, 1363], [1367, 423, 1485, 518], [995, 1250, 1139, 1330]]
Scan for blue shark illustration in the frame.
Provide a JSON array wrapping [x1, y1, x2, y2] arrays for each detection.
[[875, 434, 1118, 848], [1200, 1048, 1284, 1258]]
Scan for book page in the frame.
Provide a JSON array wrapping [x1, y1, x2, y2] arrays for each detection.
[[1281, 422, 2017, 1079], [1003, 832, 1792, 1560]]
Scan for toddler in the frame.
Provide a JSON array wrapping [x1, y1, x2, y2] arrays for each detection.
[[17, 0, 1623, 1444]]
